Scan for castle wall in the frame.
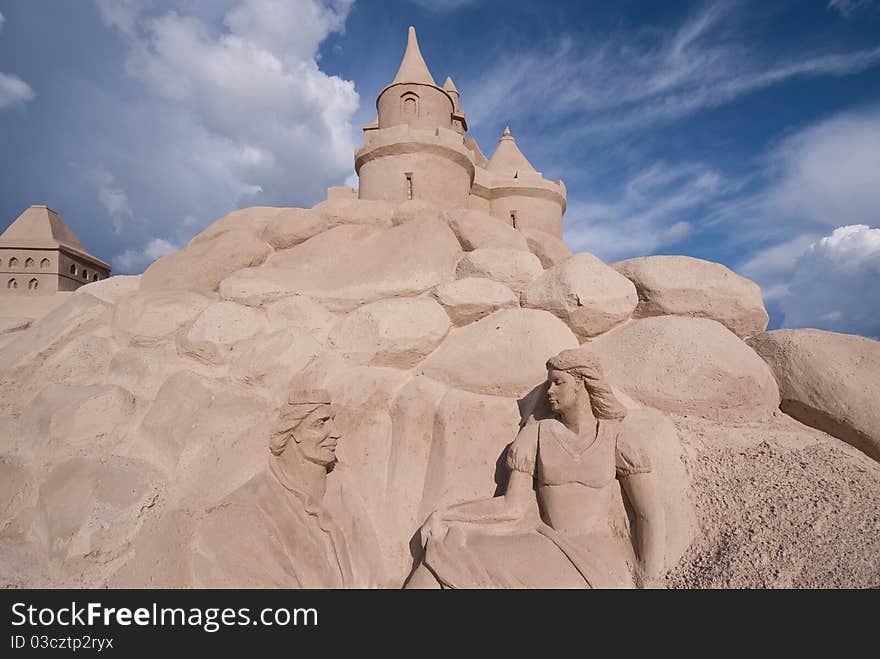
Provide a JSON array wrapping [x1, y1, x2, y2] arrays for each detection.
[[490, 195, 564, 237], [467, 194, 491, 213], [377, 83, 454, 132], [1, 247, 58, 294], [358, 151, 472, 208]]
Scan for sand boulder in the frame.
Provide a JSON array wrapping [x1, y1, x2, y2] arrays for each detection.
[[432, 278, 519, 325], [455, 248, 543, 294], [445, 209, 529, 252], [520, 228, 572, 267], [748, 329, 880, 461], [261, 207, 330, 249], [141, 229, 271, 294], [522, 252, 638, 338], [390, 199, 447, 227], [114, 290, 212, 347], [176, 301, 270, 365], [76, 275, 141, 305], [0, 293, 111, 371], [329, 297, 451, 368], [312, 198, 395, 229], [229, 327, 322, 393], [421, 308, 579, 397], [591, 315, 780, 422], [222, 218, 462, 311], [188, 206, 283, 246], [613, 255, 769, 339]]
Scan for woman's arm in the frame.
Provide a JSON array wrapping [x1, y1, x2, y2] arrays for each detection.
[[420, 424, 538, 546], [619, 471, 665, 585], [441, 469, 534, 523]]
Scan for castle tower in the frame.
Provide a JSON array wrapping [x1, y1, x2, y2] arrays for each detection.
[[355, 27, 474, 208], [0, 205, 110, 295], [475, 127, 566, 236]]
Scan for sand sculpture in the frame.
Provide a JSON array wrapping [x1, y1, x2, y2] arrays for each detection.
[[0, 205, 110, 296], [0, 27, 877, 589], [408, 346, 664, 589]]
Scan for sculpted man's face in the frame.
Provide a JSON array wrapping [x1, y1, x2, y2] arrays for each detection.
[[547, 369, 579, 413], [293, 404, 340, 467]]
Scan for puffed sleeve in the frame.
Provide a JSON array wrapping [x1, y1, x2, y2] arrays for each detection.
[[614, 416, 653, 478], [506, 422, 539, 475]]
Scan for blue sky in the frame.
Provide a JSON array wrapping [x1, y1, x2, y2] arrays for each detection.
[[1, 0, 879, 336]]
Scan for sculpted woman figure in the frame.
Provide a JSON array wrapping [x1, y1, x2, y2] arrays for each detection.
[[406, 346, 665, 588]]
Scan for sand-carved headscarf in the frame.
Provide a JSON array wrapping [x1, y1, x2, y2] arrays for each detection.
[[269, 388, 332, 456], [546, 347, 627, 421]]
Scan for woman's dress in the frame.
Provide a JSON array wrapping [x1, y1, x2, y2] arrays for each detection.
[[421, 416, 652, 588]]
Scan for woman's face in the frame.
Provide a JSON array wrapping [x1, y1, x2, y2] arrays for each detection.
[[547, 369, 579, 413]]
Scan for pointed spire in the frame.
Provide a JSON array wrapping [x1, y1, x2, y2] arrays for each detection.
[[391, 26, 436, 86], [443, 76, 460, 110], [488, 127, 536, 175]]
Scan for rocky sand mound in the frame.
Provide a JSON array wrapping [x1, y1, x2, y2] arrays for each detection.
[[1, 200, 877, 588]]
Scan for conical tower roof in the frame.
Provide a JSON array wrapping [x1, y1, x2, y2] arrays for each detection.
[[443, 76, 460, 110], [391, 26, 436, 86], [0, 205, 86, 250], [488, 127, 536, 175]]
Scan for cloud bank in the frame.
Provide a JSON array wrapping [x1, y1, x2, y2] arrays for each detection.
[[93, 0, 359, 272]]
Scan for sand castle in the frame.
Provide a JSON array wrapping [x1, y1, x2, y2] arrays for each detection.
[[0, 27, 877, 589], [0, 205, 110, 296]]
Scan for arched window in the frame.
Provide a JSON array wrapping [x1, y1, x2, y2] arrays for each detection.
[[9, 257, 18, 267], [92, 274, 99, 282], [401, 92, 419, 117], [82, 269, 88, 279], [28, 278, 38, 291], [7, 278, 17, 290], [25, 257, 34, 268], [40, 258, 50, 269], [69, 264, 76, 275]]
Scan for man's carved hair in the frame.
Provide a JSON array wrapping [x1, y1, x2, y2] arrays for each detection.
[[546, 347, 627, 420], [269, 389, 332, 456]]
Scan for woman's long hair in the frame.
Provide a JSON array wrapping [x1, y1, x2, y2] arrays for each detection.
[[546, 347, 627, 421]]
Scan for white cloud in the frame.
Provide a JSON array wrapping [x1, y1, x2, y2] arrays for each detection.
[[0, 11, 5, 33], [0, 72, 35, 110], [94, 0, 144, 37], [465, 3, 880, 136], [94, 167, 135, 234], [113, 237, 180, 273], [828, 0, 878, 17], [760, 110, 880, 230], [780, 225, 880, 336], [92, 0, 359, 264], [564, 162, 725, 261]]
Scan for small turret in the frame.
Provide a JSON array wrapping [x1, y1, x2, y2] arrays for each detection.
[[488, 127, 536, 176], [376, 26, 455, 131], [477, 127, 566, 236], [444, 76, 468, 134]]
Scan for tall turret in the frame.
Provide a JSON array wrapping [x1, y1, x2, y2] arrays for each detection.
[[356, 27, 474, 208], [471, 127, 566, 236], [348, 27, 566, 236]]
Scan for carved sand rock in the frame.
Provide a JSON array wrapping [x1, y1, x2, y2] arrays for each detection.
[[522, 252, 638, 338], [432, 277, 519, 325], [613, 255, 769, 339], [455, 248, 544, 294], [748, 329, 880, 461], [590, 316, 780, 422]]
